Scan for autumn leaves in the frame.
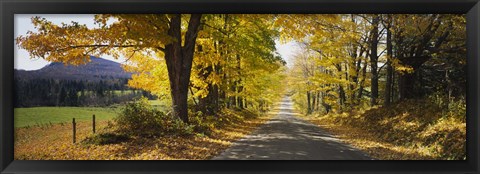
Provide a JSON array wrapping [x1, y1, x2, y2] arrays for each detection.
[[16, 14, 466, 125], [17, 14, 287, 123], [285, 14, 466, 114]]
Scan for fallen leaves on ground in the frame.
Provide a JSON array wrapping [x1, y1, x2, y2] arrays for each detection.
[[300, 99, 466, 160], [14, 109, 276, 160]]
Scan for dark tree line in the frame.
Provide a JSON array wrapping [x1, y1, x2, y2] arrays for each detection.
[[14, 78, 155, 107]]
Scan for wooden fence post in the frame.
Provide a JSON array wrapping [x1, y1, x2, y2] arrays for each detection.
[[72, 118, 76, 144], [92, 114, 96, 133]]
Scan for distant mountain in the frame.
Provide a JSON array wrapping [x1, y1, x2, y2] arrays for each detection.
[[15, 56, 132, 81]]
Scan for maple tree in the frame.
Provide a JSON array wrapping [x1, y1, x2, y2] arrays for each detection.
[[17, 14, 203, 123], [15, 14, 466, 161], [281, 14, 465, 114], [17, 14, 285, 123], [124, 14, 285, 116], [16, 13, 466, 122]]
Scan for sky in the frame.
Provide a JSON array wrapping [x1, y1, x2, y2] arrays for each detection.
[[14, 14, 297, 70]]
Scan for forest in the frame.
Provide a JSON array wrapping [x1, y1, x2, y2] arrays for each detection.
[[285, 14, 466, 114], [14, 78, 157, 107], [284, 14, 466, 159], [14, 14, 466, 160]]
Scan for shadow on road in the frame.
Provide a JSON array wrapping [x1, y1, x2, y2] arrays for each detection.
[[212, 97, 372, 160]]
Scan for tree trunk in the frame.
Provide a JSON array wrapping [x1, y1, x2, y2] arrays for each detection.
[[164, 14, 202, 123], [384, 22, 393, 106], [385, 65, 393, 105], [370, 15, 380, 106], [338, 85, 346, 111], [391, 71, 395, 102], [358, 51, 368, 103], [312, 91, 317, 111], [236, 54, 243, 109], [237, 86, 244, 109], [334, 64, 346, 109], [352, 51, 363, 105], [316, 92, 321, 111], [307, 91, 312, 114], [199, 83, 219, 116], [399, 72, 416, 99], [230, 91, 236, 108]]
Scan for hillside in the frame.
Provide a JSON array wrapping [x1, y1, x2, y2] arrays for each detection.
[[15, 56, 132, 81]]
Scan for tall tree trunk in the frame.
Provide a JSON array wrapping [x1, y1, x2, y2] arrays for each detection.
[[399, 72, 416, 99], [164, 14, 202, 123], [199, 83, 218, 115], [384, 19, 393, 106], [307, 91, 312, 114], [198, 64, 217, 115], [370, 15, 380, 106], [349, 15, 359, 106], [237, 86, 243, 109], [230, 87, 237, 108], [344, 63, 351, 106], [236, 54, 243, 109], [358, 51, 369, 103], [335, 64, 346, 109], [312, 91, 317, 112], [385, 65, 393, 105], [352, 50, 363, 105], [338, 85, 346, 111], [316, 91, 321, 111], [391, 71, 395, 102], [213, 85, 219, 112]]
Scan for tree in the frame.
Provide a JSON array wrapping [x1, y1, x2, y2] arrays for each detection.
[[382, 14, 393, 106], [369, 15, 380, 106], [164, 14, 202, 123], [285, 14, 465, 114], [17, 14, 203, 123], [187, 14, 284, 114], [391, 14, 457, 100]]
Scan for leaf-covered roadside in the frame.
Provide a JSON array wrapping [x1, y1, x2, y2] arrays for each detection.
[[301, 99, 466, 160], [14, 109, 275, 160]]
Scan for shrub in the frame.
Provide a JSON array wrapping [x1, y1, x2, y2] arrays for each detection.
[[188, 108, 257, 135], [115, 98, 193, 137], [447, 97, 466, 122], [189, 114, 215, 135], [82, 133, 130, 145], [428, 92, 466, 121]]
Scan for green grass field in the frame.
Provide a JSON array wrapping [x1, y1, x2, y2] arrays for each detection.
[[77, 90, 138, 96], [148, 99, 170, 108], [14, 99, 170, 128], [14, 107, 120, 128]]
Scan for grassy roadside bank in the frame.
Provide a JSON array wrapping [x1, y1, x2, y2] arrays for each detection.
[[15, 108, 277, 160], [300, 99, 466, 160]]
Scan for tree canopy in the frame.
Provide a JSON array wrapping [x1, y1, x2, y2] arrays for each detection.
[[17, 14, 287, 123], [17, 14, 465, 122]]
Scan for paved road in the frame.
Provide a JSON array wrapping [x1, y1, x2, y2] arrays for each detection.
[[212, 96, 372, 160]]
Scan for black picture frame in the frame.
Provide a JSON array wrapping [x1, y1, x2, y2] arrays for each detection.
[[1, 0, 479, 173]]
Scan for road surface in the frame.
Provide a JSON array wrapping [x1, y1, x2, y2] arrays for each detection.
[[212, 96, 372, 160]]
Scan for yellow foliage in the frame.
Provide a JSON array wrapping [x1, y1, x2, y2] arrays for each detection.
[[305, 98, 465, 160], [15, 108, 276, 160]]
